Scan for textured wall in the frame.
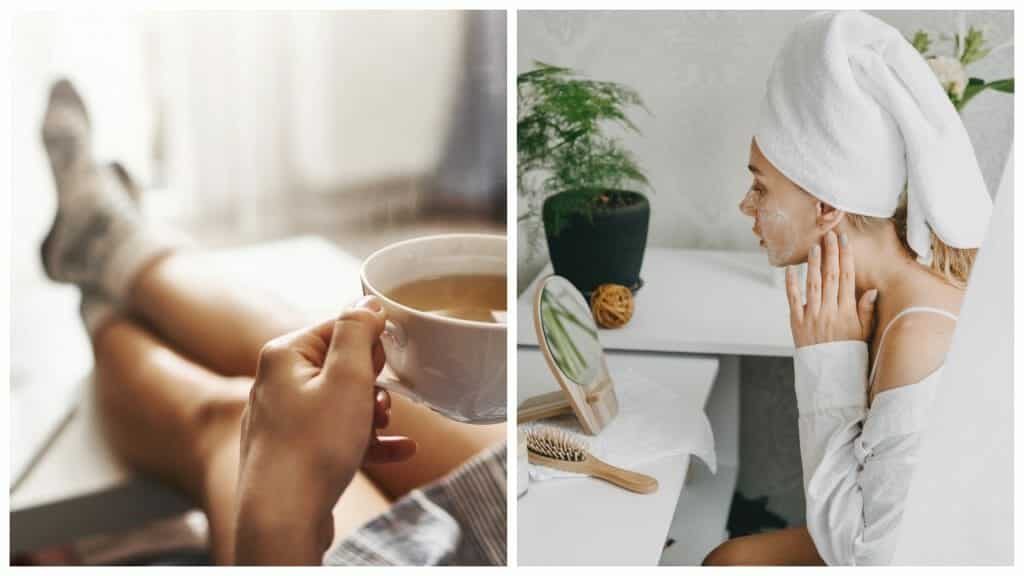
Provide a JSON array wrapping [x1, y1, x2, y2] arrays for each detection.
[[517, 10, 1014, 529]]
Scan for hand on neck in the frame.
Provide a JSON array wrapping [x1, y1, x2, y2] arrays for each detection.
[[834, 220, 919, 299]]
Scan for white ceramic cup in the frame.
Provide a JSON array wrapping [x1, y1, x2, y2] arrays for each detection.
[[360, 234, 507, 424]]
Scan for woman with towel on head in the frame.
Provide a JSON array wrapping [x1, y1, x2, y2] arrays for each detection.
[[705, 11, 993, 566]]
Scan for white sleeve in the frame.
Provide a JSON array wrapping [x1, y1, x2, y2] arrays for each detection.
[[793, 340, 922, 566]]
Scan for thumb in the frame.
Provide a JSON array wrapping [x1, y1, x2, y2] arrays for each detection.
[[857, 289, 878, 339], [322, 296, 387, 385]]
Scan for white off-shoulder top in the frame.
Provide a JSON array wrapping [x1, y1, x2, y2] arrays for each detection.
[[793, 306, 957, 565]]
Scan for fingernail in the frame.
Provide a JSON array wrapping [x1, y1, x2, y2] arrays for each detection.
[[811, 245, 820, 257], [869, 289, 878, 302], [840, 232, 848, 246], [356, 295, 383, 312]]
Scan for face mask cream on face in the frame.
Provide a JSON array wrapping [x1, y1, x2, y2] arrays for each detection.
[[757, 205, 797, 266]]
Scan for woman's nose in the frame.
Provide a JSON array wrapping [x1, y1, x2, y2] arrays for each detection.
[[739, 189, 757, 217]]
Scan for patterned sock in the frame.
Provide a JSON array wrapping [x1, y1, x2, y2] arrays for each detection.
[[39, 79, 184, 301]]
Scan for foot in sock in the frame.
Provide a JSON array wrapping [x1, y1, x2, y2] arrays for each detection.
[[39, 79, 180, 301], [41, 78, 91, 176], [77, 164, 149, 336]]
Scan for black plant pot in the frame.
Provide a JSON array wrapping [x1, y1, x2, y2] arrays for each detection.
[[542, 189, 650, 295]]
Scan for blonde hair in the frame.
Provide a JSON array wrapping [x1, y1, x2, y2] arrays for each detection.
[[845, 191, 976, 289]]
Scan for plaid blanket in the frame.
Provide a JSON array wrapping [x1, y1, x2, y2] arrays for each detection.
[[325, 444, 507, 566]]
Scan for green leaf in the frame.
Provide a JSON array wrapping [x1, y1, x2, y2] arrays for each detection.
[[961, 77, 986, 101], [910, 30, 931, 55], [960, 26, 990, 66], [957, 77, 1014, 112], [518, 61, 652, 245], [988, 78, 1014, 93], [957, 78, 984, 111]]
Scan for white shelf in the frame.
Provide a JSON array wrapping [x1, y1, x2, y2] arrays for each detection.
[[518, 248, 794, 357], [517, 248, 782, 565], [519, 455, 692, 566], [517, 347, 719, 566]]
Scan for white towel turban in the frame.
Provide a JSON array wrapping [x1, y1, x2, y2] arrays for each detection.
[[756, 11, 992, 265]]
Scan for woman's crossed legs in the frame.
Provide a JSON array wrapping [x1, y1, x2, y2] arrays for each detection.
[[93, 245, 505, 566]]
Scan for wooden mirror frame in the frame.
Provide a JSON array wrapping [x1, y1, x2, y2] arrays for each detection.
[[518, 275, 618, 435]]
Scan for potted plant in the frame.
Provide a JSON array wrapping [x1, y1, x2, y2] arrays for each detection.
[[518, 62, 651, 295]]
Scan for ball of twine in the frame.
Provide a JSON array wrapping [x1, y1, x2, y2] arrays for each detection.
[[590, 283, 634, 329]]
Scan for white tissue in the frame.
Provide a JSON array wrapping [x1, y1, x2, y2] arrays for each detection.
[[522, 368, 717, 482]]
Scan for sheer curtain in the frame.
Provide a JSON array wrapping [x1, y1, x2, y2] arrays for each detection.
[[145, 12, 467, 240], [431, 10, 508, 218]]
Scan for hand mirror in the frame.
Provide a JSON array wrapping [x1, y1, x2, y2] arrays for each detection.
[[518, 275, 618, 434]]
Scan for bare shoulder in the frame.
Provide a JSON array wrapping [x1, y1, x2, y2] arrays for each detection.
[[873, 308, 959, 395]]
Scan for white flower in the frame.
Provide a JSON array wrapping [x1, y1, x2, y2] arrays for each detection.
[[927, 55, 968, 100]]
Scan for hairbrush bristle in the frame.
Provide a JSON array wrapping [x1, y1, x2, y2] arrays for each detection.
[[526, 427, 587, 462]]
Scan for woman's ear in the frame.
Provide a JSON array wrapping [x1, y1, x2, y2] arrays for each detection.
[[816, 202, 846, 232]]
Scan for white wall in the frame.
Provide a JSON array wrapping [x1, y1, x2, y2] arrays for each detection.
[[517, 10, 1013, 292], [894, 148, 1013, 565]]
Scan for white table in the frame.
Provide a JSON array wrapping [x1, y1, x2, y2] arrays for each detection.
[[11, 237, 367, 553], [517, 348, 719, 566], [518, 248, 794, 357], [517, 247, 792, 565]]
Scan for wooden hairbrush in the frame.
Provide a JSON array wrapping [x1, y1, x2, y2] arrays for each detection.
[[525, 427, 658, 494]]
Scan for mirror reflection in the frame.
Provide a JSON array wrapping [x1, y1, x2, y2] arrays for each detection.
[[538, 276, 603, 390]]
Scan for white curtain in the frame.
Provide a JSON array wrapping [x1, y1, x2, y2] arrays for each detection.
[[146, 11, 466, 237]]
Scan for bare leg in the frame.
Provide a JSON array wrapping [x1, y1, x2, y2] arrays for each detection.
[[128, 252, 308, 378], [92, 317, 390, 565], [126, 251, 505, 498], [702, 527, 824, 566], [365, 396, 505, 499]]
